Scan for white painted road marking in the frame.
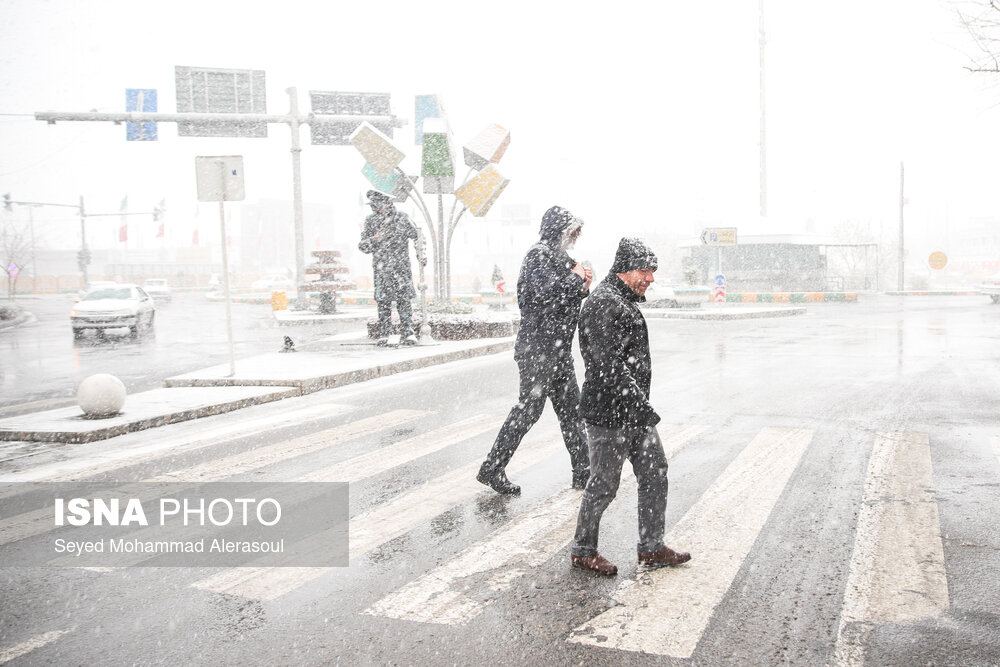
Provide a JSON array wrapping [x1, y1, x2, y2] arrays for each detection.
[[364, 424, 708, 625], [297, 414, 498, 483], [191, 426, 566, 600], [0, 401, 352, 485], [70, 414, 497, 567], [831, 432, 948, 667], [0, 628, 73, 663], [568, 426, 814, 658], [0, 410, 429, 546]]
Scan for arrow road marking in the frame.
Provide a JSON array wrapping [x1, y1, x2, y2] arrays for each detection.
[[831, 432, 949, 667], [568, 426, 813, 658]]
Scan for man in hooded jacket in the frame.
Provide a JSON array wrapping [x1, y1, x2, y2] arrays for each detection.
[[476, 205, 593, 494], [570, 237, 691, 576], [359, 190, 418, 346]]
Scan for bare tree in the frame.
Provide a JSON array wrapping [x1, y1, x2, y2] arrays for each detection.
[[1, 218, 30, 299], [959, 0, 1000, 72]]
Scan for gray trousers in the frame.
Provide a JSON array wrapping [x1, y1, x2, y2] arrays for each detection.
[[572, 424, 669, 557]]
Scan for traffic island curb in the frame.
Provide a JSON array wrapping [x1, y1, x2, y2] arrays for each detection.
[[163, 337, 516, 394], [644, 306, 806, 320], [0, 386, 299, 444]]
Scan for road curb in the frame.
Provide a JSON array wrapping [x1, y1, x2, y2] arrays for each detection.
[[163, 338, 515, 394], [645, 306, 807, 320], [0, 386, 300, 444], [725, 292, 858, 303]]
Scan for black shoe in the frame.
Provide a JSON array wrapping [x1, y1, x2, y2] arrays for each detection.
[[476, 464, 521, 495], [571, 467, 590, 490]]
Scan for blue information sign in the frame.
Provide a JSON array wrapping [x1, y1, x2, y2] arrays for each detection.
[[715, 274, 726, 286], [126, 89, 157, 141]]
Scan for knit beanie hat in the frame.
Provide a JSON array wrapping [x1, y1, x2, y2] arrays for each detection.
[[611, 237, 658, 273]]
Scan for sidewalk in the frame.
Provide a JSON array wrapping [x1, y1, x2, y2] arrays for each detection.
[[0, 332, 515, 444], [0, 303, 804, 444]]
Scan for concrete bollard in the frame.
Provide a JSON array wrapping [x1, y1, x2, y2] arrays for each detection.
[[77, 373, 126, 418]]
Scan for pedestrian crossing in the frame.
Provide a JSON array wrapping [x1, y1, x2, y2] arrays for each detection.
[[1, 401, 997, 665]]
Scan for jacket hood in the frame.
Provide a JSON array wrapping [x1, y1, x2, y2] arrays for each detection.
[[539, 206, 576, 242]]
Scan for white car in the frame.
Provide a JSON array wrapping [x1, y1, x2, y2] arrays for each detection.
[[143, 278, 172, 303], [77, 280, 118, 301], [71, 283, 156, 339], [980, 272, 1000, 304]]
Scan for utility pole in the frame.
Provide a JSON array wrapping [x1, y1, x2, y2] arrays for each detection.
[[898, 161, 905, 292], [759, 0, 767, 218]]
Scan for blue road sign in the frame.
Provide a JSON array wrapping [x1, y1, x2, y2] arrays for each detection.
[[126, 88, 157, 141], [715, 274, 726, 286]]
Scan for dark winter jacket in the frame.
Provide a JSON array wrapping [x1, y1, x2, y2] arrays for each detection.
[[578, 272, 660, 427], [514, 210, 588, 362], [358, 209, 417, 302]]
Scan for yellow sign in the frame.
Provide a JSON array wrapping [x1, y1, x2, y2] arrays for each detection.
[[454, 164, 510, 217], [928, 251, 948, 270]]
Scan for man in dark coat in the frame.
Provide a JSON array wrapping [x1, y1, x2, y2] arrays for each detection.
[[476, 205, 593, 495], [570, 237, 691, 576], [359, 190, 418, 346]]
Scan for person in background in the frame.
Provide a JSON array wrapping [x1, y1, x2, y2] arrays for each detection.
[[359, 190, 418, 346]]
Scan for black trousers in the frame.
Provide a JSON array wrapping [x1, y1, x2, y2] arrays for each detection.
[[376, 298, 413, 338], [481, 353, 589, 474]]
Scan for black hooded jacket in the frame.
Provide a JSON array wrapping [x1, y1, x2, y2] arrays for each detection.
[[514, 207, 588, 362], [578, 272, 660, 427]]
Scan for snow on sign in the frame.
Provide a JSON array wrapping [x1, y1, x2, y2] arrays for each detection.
[[702, 228, 737, 245], [195, 156, 246, 202]]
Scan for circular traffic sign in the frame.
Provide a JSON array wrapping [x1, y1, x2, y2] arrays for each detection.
[[928, 251, 948, 270]]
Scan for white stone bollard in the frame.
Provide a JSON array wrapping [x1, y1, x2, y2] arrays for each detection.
[[77, 374, 126, 418]]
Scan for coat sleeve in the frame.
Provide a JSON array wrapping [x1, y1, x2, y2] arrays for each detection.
[[581, 302, 660, 426], [358, 217, 377, 254], [522, 245, 585, 305]]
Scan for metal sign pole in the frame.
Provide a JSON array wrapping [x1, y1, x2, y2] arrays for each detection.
[[217, 160, 237, 377]]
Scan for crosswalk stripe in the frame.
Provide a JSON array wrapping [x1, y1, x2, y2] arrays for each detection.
[[144, 409, 429, 483], [0, 410, 429, 547], [296, 414, 498, 483], [363, 424, 708, 625], [0, 402, 352, 486], [568, 426, 814, 658], [0, 628, 73, 663], [831, 432, 948, 667], [64, 414, 497, 567], [190, 426, 565, 600]]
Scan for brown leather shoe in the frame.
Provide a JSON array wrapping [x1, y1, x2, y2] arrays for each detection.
[[571, 553, 618, 576], [638, 546, 691, 567]]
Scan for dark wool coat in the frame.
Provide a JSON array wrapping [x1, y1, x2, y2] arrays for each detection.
[[514, 234, 587, 365], [358, 209, 417, 302], [578, 272, 660, 428]]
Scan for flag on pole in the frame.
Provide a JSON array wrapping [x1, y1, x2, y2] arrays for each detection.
[[118, 195, 128, 243]]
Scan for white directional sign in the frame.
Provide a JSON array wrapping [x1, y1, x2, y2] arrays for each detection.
[[701, 227, 737, 245], [195, 156, 246, 202]]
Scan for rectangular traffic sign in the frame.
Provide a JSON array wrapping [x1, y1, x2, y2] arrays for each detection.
[[125, 88, 157, 141], [701, 227, 737, 245]]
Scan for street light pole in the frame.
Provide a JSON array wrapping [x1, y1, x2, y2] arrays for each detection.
[[287, 87, 307, 309]]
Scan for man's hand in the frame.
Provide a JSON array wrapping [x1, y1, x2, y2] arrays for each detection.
[[572, 262, 593, 291]]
